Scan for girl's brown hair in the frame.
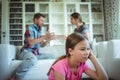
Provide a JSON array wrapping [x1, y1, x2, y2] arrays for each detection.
[[71, 12, 85, 25], [47, 32, 87, 75]]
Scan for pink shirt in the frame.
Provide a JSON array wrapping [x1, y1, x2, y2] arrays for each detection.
[[48, 58, 90, 80]]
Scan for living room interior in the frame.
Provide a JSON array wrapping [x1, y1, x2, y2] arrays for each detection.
[[0, 0, 120, 80]]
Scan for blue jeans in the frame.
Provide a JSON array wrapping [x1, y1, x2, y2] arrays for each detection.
[[16, 50, 38, 80], [36, 53, 55, 59], [15, 50, 55, 80]]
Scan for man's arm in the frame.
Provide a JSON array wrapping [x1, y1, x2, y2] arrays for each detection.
[[83, 32, 90, 40], [27, 35, 48, 46], [28, 32, 56, 46]]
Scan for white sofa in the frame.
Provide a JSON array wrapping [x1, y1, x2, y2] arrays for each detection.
[[0, 44, 94, 80], [0, 39, 120, 80], [0, 44, 56, 80], [94, 39, 120, 80]]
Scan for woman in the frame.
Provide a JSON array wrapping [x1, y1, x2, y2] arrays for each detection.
[[71, 12, 90, 40], [47, 33, 108, 80]]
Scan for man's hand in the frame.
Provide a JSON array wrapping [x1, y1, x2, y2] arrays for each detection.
[[45, 31, 56, 40], [88, 49, 93, 59]]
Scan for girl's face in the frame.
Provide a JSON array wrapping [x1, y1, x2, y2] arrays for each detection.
[[69, 40, 90, 63], [70, 16, 77, 25]]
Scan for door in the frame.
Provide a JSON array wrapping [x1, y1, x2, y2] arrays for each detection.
[[1, 0, 9, 44], [0, 1, 1, 43]]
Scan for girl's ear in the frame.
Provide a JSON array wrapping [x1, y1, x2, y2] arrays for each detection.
[[68, 48, 73, 55]]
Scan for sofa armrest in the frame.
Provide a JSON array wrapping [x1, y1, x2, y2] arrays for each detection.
[[0, 44, 17, 79], [0, 44, 17, 65], [106, 40, 120, 79], [107, 59, 120, 79]]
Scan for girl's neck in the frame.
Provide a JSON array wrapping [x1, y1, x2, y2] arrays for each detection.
[[68, 57, 79, 75], [68, 57, 79, 68], [76, 22, 83, 29]]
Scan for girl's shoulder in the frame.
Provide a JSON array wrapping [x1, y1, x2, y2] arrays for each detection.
[[51, 58, 69, 75], [52, 58, 69, 71], [54, 58, 68, 66]]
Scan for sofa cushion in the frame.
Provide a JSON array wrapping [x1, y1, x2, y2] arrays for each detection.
[[107, 39, 120, 58], [9, 59, 56, 80]]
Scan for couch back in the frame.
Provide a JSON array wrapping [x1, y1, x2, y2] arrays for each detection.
[[107, 39, 120, 58], [95, 41, 108, 72]]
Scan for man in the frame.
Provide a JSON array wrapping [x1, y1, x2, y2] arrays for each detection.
[[13, 13, 55, 80]]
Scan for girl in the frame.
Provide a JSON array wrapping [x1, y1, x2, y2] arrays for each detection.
[[71, 12, 90, 40], [48, 33, 108, 80]]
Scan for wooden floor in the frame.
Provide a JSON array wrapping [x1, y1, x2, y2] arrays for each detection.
[[82, 78, 115, 80]]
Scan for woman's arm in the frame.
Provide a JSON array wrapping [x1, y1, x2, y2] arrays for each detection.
[[54, 70, 65, 80], [85, 51, 108, 80], [83, 32, 90, 40]]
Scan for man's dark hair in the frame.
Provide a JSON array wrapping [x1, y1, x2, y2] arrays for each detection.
[[33, 13, 45, 20]]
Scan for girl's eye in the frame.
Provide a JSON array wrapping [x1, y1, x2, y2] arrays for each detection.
[[81, 49, 85, 51], [87, 48, 90, 50], [80, 48, 90, 51]]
